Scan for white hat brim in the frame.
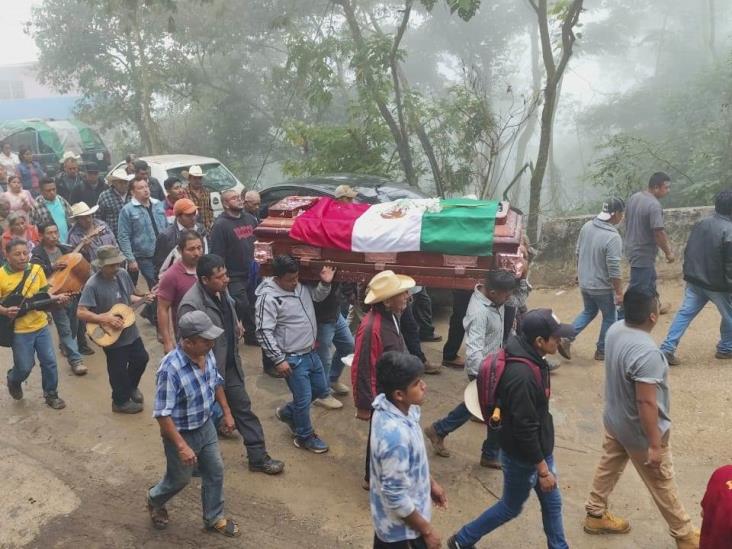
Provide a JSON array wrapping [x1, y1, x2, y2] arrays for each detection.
[[71, 204, 99, 218], [364, 275, 416, 305], [464, 380, 484, 422]]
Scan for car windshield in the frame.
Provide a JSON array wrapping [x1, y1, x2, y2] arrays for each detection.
[[166, 163, 238, 192]]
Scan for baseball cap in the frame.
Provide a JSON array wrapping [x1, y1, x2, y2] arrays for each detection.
[[521, 308, 576, 342], [178, 311, 224, 340], [173, 198, 198, 216], [597, 197, 625, 221]]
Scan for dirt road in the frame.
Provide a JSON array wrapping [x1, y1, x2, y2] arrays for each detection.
[[1, 278, 729, 548]]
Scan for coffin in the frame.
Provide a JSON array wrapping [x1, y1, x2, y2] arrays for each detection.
[[254, 196, 524, 290]]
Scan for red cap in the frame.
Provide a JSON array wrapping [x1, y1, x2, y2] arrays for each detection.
[[173, 198, 197, 216]]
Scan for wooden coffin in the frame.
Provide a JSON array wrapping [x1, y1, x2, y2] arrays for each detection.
[[254, 196, 524, 290]]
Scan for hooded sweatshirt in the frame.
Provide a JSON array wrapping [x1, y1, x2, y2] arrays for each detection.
[[576, 217, 622, 293], [463, 283, 505, 378], [254, 277, 331, 365], [497, 334, 554, 464]]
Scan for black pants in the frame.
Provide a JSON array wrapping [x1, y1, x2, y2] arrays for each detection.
[[103, 337, 148, 405], [411, 288, 436, 339], [442, 289, 472, 360], [373, 534, 427, 548], [400, 303, 426, 362], [364, 412, 373, 483], [228, 276, 257, 344], [224, 362, 267, 464]]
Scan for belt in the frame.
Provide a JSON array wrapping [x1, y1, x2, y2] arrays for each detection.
[[286, 347, 315, 357]]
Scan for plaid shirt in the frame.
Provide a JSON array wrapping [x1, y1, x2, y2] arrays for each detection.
[[96, 187, 128, 238], [187, 186, 214, 231], [29, 195, 73, 229], [153, 347, 223, 431]]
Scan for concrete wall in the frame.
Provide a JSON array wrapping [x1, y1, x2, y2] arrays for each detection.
[[531, 206, 715, 288]]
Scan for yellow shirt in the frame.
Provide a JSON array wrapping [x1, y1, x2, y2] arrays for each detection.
[[0, 263, 49, 333]]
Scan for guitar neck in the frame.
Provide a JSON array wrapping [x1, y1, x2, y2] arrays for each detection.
[[72, 226, 106, 254]]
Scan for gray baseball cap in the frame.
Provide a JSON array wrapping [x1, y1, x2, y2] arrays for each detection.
[[178, 311, 224, 340]]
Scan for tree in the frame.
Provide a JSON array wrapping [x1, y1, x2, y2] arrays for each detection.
[[525, 0, 583, 242]]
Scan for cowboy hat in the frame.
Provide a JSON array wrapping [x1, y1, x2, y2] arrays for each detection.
[[92, 245, 127, 268], [61, 151, 81, 163], [364, 270, 415, 305], [188, 165, 204, 178], [107, 168, 134, 182], [464, 380, 484, 421], [70, 201, 99, 218]]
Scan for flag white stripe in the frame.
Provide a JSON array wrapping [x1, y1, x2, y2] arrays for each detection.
[[351, 202, 424, 252]]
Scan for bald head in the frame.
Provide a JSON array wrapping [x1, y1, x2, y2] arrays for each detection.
[[221, 188, 243, 215], [243, 190, 261, 216]]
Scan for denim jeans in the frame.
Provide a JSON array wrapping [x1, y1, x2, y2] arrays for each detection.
[[316, 314, 354, 386], [455, 453, 568, 548], [129, 256, 157, 289], [52, 300, 82, 365], [8, 325, 59, 395], [279, 351, 329, 440], [572, 291, 617, 353], [660, 282, 732, 354], [432, 402, 500, 461], [148, 418, 225, 528], [629, 265, 657, 294]]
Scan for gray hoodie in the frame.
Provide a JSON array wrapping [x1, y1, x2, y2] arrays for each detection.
[[576, 217, 622, 293], [255, 277, 331, 365], [463, 284, 505, 378]]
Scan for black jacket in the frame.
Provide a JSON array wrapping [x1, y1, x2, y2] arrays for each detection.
[[209, 211, 257, 279], [497, 334, 554, 464], [682, 213, 732, 293], [31, 243, 73, 277], [153, 221, 207, 274], [314, 282, 343, 323], [70, 178, 107, 206]]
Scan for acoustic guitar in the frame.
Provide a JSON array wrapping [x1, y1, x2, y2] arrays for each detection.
[[48, 225, 107, 295], [85, 298, 150, 348]]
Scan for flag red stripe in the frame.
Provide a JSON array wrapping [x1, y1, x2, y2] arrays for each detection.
[[289, 197, 370, 251]]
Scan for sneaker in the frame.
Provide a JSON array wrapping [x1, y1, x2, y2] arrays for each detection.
[[424, 425, 450, 457], [248, 454, 285, 475], [7, 376, 22, 400], [664, 351, 681, 366], [447, 535, 474, 549], [558, 338, 572, 360], [78, 344, 95, 356], [275, 406, 295, 435], [420, 333, 443, 342], [70, 361, 87, 376], [330, 381, 350, 396], [423, 361, 442, 375], [112, 399, 143, 414], [294, 434, 329, 454], [583, 511, 631, 535], [675, 528, 700, 549], [44, 392, 66, 410], [715, 351, 732, 360], [442, 356, 465, 369], [130, 388, 144, 404], [594, 350, 605, 361], [313, 395, 343, 410], [479, 456, 502, 469]]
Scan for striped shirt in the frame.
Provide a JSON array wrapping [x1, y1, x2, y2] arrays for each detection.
[[153, 347, 223, 431]]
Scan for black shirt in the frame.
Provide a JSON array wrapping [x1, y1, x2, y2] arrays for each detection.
[[70, 178, 107, 206], [209, 211, 257, 279]]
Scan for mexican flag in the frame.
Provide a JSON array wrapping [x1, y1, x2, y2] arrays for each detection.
[[289, 197, 499, 256]]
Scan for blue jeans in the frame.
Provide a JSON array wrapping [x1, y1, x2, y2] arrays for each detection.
[[280, 351, 329, 440], [455, 453, 568, 548], [629, 265, 657, 294], [316, 314, 354, 386], [52, 300, 82, 365], [432, 401, 500, 461], [572, 291, 617, 353], [8, 325, 59, 395], [660, 282, 732, 354], [149, 418, 225, 528]]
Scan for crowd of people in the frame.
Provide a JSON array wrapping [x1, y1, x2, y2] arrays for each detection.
[[0, 146, 729, 548]]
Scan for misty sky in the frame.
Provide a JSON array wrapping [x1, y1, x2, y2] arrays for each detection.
[[3, 3, 38, 64]]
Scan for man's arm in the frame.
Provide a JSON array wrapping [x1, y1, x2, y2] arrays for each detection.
[[208, 221, 226, 259], [157, 298, 175, 353], [654, 229, 674, 261], [463, 314, 488, 375], [255, 294, 286, 367], [213, 385, 235, 434], [635, 381, 663, 468], [156, 416, 197, 465], [606, 234, 623, 303], [116, 208, 134, 262]]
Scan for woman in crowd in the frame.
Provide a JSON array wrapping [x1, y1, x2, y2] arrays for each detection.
[[2, 211, 40, 252], [16, 146, 46, 196], [2, 174, 35, 216]]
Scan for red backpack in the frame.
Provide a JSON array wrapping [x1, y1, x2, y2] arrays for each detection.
[[477, 348, 549, 429]]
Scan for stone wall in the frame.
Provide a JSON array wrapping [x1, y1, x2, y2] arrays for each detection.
[[531, 206, 715, 288]]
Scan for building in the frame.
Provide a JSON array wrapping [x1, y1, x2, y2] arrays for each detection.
[[0, 63, 78, 121]]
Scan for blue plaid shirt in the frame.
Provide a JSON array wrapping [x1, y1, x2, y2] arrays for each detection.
[[153, 347, 223, 431]]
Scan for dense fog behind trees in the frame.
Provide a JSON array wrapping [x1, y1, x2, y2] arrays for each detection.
[[31, 0, 732, 227]]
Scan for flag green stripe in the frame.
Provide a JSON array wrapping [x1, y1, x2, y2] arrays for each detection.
[[419, 199, 499, 256]]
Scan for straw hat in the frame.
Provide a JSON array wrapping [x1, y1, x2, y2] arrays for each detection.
[[364, 270, 415, 305], [107, 168, 134, 183], [464, 380, 484, 421], [70, 201, 99, 218]]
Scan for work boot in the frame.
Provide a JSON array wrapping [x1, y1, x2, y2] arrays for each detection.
[[112, 400, 143, 414], [594, 350, 605, 361], [420, 333, 442, 342], [583, 511, 631, 535], [442, 355, 464, 369], [313, 395, 343, 410], [664, 351, 681, 366], [675, 528, 700, 549], [714, 351, 732, 360], [44, 392, 66, 410], [70, 361, 87, 376], [423, 361, 442, 375], [479, 456, 502, 469], [330, 381, 350, 396], [424, 425, 450, 457], [558, 338, 572, 360], [130, 387, 144, 404], [248, 454, 285, 475], [7, 376, 22, 400]]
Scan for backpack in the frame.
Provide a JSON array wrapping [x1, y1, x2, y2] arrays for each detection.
[[476, 348, 548, 430]]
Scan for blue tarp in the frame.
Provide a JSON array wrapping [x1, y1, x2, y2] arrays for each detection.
[[0, 97, 79, 121]]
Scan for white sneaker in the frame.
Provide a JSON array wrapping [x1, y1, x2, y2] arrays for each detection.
[[330, 382, 350, 396], [313, 395, 343, 410]]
